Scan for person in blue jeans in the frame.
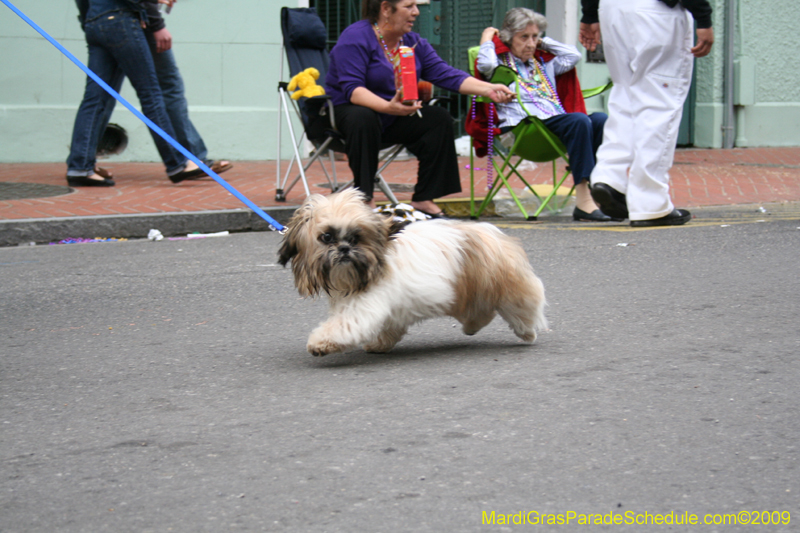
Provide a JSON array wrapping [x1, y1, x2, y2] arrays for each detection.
[[67, 0, 205, 186], [93, 0, 233, 182]]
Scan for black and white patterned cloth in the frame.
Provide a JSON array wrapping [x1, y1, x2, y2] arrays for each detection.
[[374, 203, 432, 223]]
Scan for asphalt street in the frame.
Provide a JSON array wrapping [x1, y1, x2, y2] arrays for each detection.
[[1, 212, 799, 532]]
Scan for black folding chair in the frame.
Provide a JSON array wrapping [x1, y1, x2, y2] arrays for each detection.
[[275, 7, 400, 203]]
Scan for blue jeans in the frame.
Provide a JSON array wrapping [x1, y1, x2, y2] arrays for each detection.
[[542, 112, 607, 185], [97, 36, 208, 163], [66, 13, 186, 177], [149, 44, 208, 162]]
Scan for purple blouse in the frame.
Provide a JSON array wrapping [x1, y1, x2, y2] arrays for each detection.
[[326, 19, 470, 129]]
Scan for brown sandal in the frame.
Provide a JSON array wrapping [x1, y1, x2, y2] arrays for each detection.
[[207, 160, 233, 175], [94, 166, 113, 179]]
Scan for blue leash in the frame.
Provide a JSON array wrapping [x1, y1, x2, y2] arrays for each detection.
[[1, 0, 285, 232]]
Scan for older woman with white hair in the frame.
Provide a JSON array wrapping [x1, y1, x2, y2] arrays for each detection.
[[477, 8, 615, 222]]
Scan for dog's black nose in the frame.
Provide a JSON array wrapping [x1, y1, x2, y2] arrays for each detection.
[[338, 245, 350, 255]]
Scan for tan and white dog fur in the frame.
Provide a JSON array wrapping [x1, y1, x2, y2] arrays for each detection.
[[278, 189, 546, 356]]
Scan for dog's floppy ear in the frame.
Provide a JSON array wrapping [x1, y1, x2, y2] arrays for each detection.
[[277, 236, 297, 267], [277, 203, 313, 266], [386, 218, 412, 238], [375, 211, 411, 239]]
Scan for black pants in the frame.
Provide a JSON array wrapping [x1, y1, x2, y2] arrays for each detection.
[[332, 104, 462, 202]]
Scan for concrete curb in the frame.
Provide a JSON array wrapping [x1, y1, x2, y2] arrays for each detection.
[[1, 200, 797, 247], [0, 206, 300, 246]]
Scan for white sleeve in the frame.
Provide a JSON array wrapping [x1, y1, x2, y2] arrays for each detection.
[[476, 41, 499, 79], [539, 37, 581, 76]]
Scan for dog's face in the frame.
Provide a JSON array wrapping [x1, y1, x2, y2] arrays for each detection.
[[278, 189, 395, 297]]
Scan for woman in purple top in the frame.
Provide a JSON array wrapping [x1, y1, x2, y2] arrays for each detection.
[[325, 0, 514, 217]]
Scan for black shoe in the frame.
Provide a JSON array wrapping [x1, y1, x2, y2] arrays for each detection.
[[414, 207, 449, 219], [590, 183, 628, 220], [67, 174, 115, 187], [169, 166, 206, 184], [573, 207, 622, 222], [630, 209, 692, 227]]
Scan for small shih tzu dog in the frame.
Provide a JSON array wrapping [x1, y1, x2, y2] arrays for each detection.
[[278, 189, 547, 356]]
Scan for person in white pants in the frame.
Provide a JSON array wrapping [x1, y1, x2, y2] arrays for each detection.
[[579, 0, 714, 226]]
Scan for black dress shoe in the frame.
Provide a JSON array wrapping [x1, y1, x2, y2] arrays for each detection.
[[169, 166, 206, 184], [573, 207, 623, 222], [631, 209, 692, 227], [590, 183, 628, 220], [67, 174, 115, 187], [415, 207, 449, 219]]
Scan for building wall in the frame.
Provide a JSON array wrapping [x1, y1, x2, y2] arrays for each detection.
[[2, 0, 799, 164], [692, 0, 723, 147], [732, 0, 800, 147], [668, 0, 800, 148], [571, 0, 800, 148], [0, 0, 299, 163]]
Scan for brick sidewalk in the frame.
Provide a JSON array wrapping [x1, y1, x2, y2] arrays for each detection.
[[2, 147, 800, 221]]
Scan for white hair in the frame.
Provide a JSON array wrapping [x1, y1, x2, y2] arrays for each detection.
[[499, 7, 548, 45]]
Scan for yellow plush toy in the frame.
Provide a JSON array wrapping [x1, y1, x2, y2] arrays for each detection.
[[287, 67, 325, 100]]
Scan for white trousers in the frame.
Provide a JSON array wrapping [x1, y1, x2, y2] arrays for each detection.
[[591, 0, 694, 220]]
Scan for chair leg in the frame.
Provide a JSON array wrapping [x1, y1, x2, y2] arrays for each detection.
[[277, 89, 311, 199], [375, 175, 399, 204], [474, 177, 498, 218], [281, 138, 331, 200], [504, 157, 573, 218], [276, 150, 299, 201], [328, 145, 401, 204], [313, 145, 336, 189], [507, 164, 547, 217], [474, 148, 544, 220], [276, 92, 283, 198], [475, 157, 534, 220], [329, 150, 339, 191], [497, 168, 532, 220], [374, 145, 402, 204], [555, 183, 577, 211], [531, 163, 572, 218]]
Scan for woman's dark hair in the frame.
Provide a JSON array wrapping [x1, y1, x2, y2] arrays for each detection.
[[362, 0, 401, 24]]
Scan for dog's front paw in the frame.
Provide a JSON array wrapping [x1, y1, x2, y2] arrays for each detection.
[[362, 342, 392, 354], [307, 337, 345, 357]]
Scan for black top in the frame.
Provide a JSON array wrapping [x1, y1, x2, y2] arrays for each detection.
[[580, 0, 712, 29]]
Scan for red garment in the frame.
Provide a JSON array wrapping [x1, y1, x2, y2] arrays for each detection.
[[465, 35, 586, 157]]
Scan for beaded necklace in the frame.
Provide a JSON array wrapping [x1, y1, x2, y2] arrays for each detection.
[[470, 97, 496, 190], [375, 23, 403, 71], [502, 53, 564, 115]]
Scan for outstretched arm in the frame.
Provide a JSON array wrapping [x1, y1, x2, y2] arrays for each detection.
[[458, 77, 515, 104]]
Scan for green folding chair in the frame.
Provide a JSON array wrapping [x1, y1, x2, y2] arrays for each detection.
[[466, 46, 611, 220]]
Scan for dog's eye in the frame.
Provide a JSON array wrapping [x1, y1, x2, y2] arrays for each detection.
[[348, 234, 359, 246], [320, 232, 334, 244]]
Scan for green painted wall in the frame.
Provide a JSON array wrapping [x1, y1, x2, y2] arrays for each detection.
[[687, 0, 800, 147], [2, 0, 799, 164], [732, 0, 800, 147], [0, 0, 299, 163], [577, 0, 800, 148]]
